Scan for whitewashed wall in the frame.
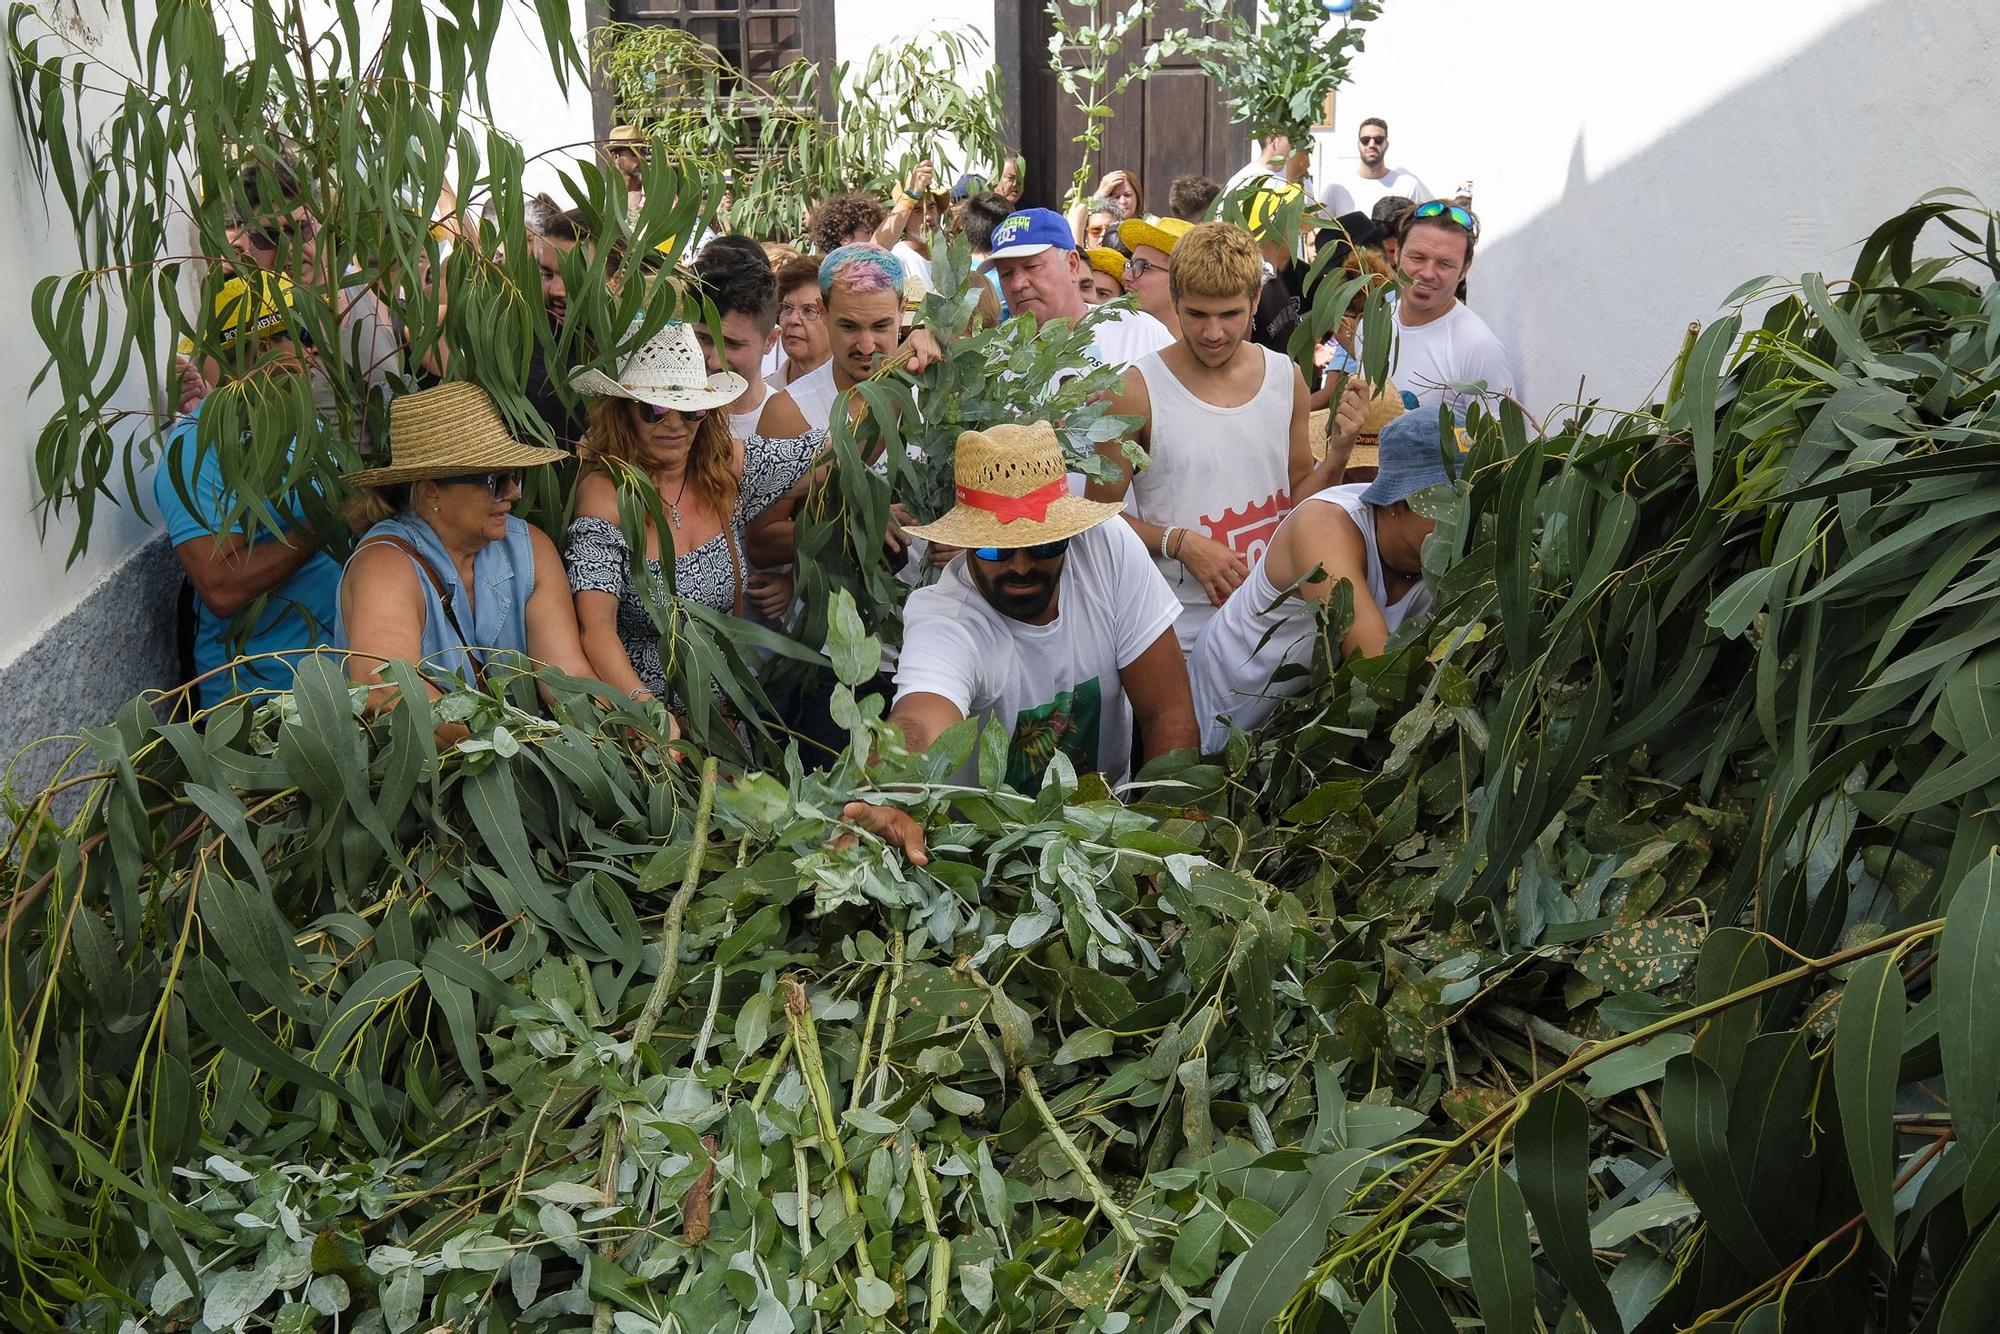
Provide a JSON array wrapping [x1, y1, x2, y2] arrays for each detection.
[[1311, 0, 2000, 418], [0, 1, 165, 671]]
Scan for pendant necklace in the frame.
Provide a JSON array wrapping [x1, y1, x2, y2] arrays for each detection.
[[669, 473, 689, 529]]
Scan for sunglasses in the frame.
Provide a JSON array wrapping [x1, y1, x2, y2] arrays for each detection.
[[438, 469, 524, 498], [636, 402, 710, 424], [973, 539, 1070, 562], [1413, 200, 1477, 234], [1359, 134, 1387, 146], [247, 214, 316, 252]]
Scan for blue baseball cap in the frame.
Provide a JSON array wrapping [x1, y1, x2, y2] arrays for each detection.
[[983, 208, 1076, 266], [1360, 408, 1470, 507]]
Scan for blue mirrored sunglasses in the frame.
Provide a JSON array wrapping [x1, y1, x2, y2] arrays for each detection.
[[973, 539, 1070, 562], [1413, 200, 1477, 234]]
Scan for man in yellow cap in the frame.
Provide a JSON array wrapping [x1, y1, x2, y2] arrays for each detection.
[[889, 422, 1196, 794], [155, 275, 339, 708]]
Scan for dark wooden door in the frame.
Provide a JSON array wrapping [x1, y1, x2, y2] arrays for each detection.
[[1015, 0, 1254, 212]]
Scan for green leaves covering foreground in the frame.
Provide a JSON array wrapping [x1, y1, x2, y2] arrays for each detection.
[[7, 161, 2000, 1334]]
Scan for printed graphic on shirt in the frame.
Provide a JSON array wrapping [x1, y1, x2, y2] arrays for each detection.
[[1203, 490, 1290, 566], [1006, 677, 1103, 793]]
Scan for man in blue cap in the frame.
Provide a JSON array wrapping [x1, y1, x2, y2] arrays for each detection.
[[1186, 409, 1462, 752], [983, 207, 1172, 373]]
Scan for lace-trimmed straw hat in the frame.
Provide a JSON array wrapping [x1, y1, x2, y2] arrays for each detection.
[[343, 381, 568, 488], [568, 321, 745, 413], [902, 422, 1124, 549]]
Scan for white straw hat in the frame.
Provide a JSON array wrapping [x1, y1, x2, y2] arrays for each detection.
[[903, 422, 1124, 548], [344, 381, 568, 488], [568, 321, 746, 413]]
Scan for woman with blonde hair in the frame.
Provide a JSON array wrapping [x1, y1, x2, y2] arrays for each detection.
[[564, 322, 826, 705]]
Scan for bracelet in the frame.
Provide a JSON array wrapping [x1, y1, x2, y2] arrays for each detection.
[[627, 685, 655, 702], [1159, 526, 1178, 560]]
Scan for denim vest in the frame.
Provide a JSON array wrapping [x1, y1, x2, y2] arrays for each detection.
[[336, 512, 537, 686]]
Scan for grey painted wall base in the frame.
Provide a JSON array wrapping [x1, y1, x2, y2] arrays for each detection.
[[0, 534, 181, 816]]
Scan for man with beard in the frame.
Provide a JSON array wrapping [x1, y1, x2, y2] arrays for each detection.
[[890, 422, 1195, 794], [1087, 222, 1340, 649], [755, 244, 907, 436], [1318, 117, 1430, 217]]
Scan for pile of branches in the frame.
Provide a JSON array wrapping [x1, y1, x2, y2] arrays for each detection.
[[6, 198, 2000, 1334]]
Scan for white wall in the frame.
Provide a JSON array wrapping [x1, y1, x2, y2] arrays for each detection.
[[0, 1, 163, 670], [835, 0, 997, 72], [1312, 0, 2000, 417]]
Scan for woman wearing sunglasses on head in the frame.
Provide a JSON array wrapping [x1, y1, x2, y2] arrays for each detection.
[[336, 382, 598, 738], [564, 322, 828, 708]]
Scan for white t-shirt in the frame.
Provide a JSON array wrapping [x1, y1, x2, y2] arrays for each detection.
[[1087, 306, 1175, 371], [893, 521, 1180, 791], [1189, 484, 1433, 752], [893, 241, 935, 294], [1391, 300, 1516, 413], [1318, 168, 1431, 218], [765, 358, 838, 433], [728, 381, 776, 441]]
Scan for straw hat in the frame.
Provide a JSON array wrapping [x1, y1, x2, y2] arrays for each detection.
[[903, 422, 1124, 548], [343, 382, 569, 488], [1118, 215, 1191, 258], [1308, 376, 1406, 468], [568, 322, 746, 413], [607, 124, 647, 149]]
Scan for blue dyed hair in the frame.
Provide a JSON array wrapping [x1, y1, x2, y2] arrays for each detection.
[[819, 243, 905, 299]]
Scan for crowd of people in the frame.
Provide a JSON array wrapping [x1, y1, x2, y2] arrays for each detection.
[[159, 115, 1514, 796]]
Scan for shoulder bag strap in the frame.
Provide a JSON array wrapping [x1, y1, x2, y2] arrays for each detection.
[[356, 533, 491, 689]]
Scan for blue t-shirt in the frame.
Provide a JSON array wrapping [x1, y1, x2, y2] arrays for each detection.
[[153, 405, 341, 707]]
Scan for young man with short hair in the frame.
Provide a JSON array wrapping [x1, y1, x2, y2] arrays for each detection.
[[1087, 221, 1340, 649], [1318, 117, 1431, 217], [1391, 202, 1515, 412], [1224, 130, 1313, 197], [1167, 174, 1222, 222], [1189, 409, 1449, 751], [692, 238, 781, 439], [756, 244, 906, 436], [891, 422, 1196, 793]]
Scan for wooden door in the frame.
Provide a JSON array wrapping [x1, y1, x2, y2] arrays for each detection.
[[1015, 0, 1254, 213]]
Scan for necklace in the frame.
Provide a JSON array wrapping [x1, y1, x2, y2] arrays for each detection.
[[665, 472, 690, 529]]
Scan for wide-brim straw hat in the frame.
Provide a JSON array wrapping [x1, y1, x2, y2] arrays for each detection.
[[1309, 376, 1406, 468], [568, 321, 746, 413], [903, 422, 1124, 548], [344, 381, 569, 488], [1117, 215, 1191, 257]]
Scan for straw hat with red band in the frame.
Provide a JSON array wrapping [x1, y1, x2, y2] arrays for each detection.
[[902, 422, 1124, 549]]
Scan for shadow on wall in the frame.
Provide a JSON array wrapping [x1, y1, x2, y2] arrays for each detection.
[[0, 536, 180, 825], [1470, 0, 2000, 421]]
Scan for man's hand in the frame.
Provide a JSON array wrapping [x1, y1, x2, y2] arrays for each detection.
[[746, 570, 794, 620], [838, 800, 930, 866], [907, 160, 935, 198], [927, 541, 961, 568], [901, 326, 944, 374], [175, 356, 210, 414], [886, 502, 916, 558], [1178, 532, 1250, 607]]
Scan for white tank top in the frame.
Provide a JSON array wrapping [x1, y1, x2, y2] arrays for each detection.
[[1188, 484, 1432, 752], [786, 359, 838, 432], [1129, 346, 1297, 648]]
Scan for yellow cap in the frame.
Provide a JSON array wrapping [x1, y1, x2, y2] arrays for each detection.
[[1117, 215, 1192, 258], [209, 272, 297, 349], [1248, 184, 1305, 236], [1083, 247, 1127, 284]]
